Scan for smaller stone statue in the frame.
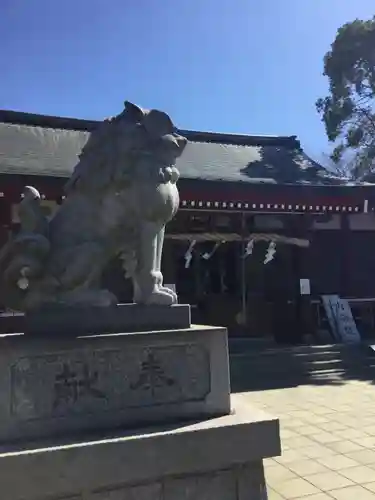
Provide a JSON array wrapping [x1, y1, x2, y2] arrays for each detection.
[[0, 101, 187, 311]]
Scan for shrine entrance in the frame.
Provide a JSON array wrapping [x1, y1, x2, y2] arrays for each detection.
[[243, 240, 310, 342], [162, 224, 310, 341], [163, 237, 243, 331]]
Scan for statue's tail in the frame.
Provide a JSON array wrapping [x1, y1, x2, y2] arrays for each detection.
[[0, 185, 51, 310], [0, 233, 50, 311]]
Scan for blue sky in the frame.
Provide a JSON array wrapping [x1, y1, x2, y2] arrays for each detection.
[[1, 0, 374, 162]]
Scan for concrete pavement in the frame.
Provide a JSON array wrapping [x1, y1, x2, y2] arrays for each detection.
[[241, 381, 375, 499]]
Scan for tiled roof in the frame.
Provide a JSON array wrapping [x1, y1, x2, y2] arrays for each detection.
[[0, 110, 344, 186]]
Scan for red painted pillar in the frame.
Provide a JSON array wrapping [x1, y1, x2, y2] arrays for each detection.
[[0, 199, 11, 247]]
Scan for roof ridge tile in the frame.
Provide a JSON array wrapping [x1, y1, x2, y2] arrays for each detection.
[[0, 110, 300, 148]]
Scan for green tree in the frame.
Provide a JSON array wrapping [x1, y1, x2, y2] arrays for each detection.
[[316, 17, 375, 179], [319, 152, 354, 179]]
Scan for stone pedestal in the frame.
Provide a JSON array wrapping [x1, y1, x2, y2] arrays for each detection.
[[0, 395, 281, 500], [24, 303, 191, 335], [0, 325, 230, 443], [0, 321, 282, 499]]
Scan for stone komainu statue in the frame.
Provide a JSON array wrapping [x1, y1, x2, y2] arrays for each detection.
[[0, 101, 187, 311]]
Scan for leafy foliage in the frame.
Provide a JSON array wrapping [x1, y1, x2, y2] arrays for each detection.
[[319, 152, 353, 179], [316, 17, 375, 179]]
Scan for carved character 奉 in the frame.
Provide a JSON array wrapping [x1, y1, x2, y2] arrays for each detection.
[[0, 101, 187, 310]]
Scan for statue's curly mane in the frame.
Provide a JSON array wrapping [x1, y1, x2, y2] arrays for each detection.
[[65, 119, 138, 194], [65, 101, 185, 195]]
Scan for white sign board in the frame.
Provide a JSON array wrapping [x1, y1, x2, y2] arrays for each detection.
[[299, 279, 311, 296], [322, 295, 361, 344]]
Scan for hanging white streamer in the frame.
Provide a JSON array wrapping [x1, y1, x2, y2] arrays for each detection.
[[264, 241, 276, 264], [184, 240, 196, 268], [202, 242, 222, 260], [243, 239, 255, 258]]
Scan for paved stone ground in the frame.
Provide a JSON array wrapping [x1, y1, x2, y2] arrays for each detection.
[[244, 380, 375, 499]]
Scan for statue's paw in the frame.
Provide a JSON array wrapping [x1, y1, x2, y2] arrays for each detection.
[[159, 286, 178, 304], [146, 290, 175, 306]]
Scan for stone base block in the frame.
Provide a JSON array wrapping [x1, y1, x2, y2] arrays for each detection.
[[24, 303, 191, 335], [0, 395, 281, 500], [0, 325, 230, 443]]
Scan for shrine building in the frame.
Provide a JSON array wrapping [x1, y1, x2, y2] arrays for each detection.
[[1, 109, 375, 341]]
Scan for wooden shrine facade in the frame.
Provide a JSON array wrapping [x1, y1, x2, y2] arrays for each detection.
[[2, 110, 375, 339]]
